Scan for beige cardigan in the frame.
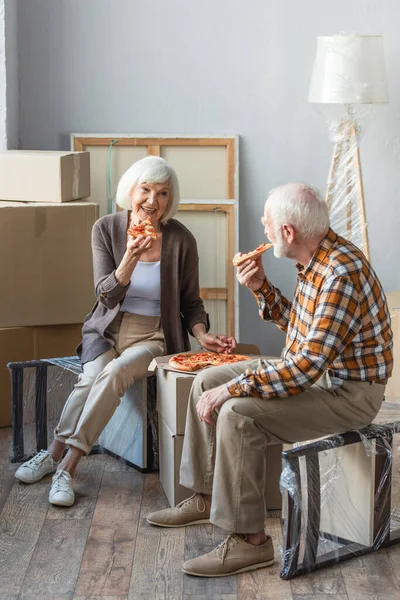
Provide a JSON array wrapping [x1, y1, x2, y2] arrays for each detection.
[[78, 210, 208, 364]]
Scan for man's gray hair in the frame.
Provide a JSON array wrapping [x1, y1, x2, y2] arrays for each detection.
[[267, 182, 330, 238], [116, 156, 180, 222]]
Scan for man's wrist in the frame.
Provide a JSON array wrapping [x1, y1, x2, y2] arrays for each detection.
[[227, 379, 242, 397], [252, 278, 267, 293]]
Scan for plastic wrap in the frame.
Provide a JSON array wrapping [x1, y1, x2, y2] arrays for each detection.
[[323, 106, 374, 259], [280, 311, 399, 579], [7, 357, 159, 472], [309, 34, 389, 260]]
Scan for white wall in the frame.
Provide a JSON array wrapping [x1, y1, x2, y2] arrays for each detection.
[[15, 0, 400, 354]]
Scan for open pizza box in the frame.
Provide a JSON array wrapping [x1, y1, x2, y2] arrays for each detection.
[[148, 344, 265, 375], [151, 346, 264, 435]]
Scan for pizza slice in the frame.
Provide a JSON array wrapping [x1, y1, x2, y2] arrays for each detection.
[[127, 218, 157, 240], [232, 242, 273, 266]]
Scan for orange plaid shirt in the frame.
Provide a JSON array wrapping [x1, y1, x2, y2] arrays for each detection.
[[227, 228, 393, 399]]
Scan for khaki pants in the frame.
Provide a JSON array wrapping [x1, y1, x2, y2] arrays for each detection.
[[54, 312, 165, 454], [180, 359, 385, 533]]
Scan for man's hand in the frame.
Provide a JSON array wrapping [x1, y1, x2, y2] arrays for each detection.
[[196, 384, 231, 425], [236, 254, 266, 291], [196, 332, 237, 354]]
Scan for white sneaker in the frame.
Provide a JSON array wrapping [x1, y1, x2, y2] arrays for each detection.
[[49, 470, 75, 507], [15, 450, 58, 483]]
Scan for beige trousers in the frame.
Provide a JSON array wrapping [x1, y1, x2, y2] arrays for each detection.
[[54, 312, 165, 454], [179, 358, 385, 533]]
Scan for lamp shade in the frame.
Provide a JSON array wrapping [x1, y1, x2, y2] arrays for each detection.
[[308, 34, 389, 104]]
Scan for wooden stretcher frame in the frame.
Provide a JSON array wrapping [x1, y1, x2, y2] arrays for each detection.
[[70, 134, 239, 338]]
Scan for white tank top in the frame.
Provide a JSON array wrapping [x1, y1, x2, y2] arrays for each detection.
[[120, 261, 161, 316]]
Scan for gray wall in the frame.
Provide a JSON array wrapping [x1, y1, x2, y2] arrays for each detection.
[[16, 0, 400, 355], [5, 0, 18, 148], [0, 0, 6, 149]]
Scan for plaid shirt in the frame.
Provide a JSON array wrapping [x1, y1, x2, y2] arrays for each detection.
[[227, 228, 393, 399]]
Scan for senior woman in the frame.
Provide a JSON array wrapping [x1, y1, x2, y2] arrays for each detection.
[[15, 156, 236, 506]]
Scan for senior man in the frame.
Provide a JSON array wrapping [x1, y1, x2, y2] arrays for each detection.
[[147, 183, 393, 578]]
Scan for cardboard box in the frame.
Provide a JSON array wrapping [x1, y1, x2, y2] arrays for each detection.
[[159, 416, 283, 509], [0, 201, 98, 327], [386, 308, 400, 398], [155, 351, 283, 509], [34, 323, 82, 359], [0, 324, 82, 427], [0, 150, 90, 202], [387, 290, 400, 310], [157, 368, 195, 435], [152, 349, 273, 435], [159, 417, 192, 506]]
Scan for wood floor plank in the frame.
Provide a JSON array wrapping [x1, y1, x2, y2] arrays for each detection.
[[289, 562, 346, 596], [386, 544, 400, 590], [74, 596, 128, 600], [292, 595, 349, 600], [19, 519, 91, 600], [182, 596, 237, 600], [75, 470, 144, 598], [340, 549, 399, 599], [128, 473, 185, 600], [0, 463, 17, 514], [103, 454, 134, 472], [0, 500, 48, 595], [0, 475, 50, 594], [183, 524, 237, 599], [47, 454, 107, 521], [238, 518, 292, 600]]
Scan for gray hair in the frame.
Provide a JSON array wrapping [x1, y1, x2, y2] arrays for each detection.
[[116, 156, 180, 222], [266, 182, 330, 238]]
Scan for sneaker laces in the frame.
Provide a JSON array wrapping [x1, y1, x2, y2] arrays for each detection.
[[52, 470, 72, 494], [176, 493, 207, 513], [216, 534, 244, 564], [27, 450, 53, 470]]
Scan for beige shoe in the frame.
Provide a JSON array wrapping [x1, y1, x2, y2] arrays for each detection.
[[147, 493, 211, 527], [182, 534, 275, 577]]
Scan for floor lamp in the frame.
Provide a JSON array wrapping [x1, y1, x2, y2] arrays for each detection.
[[308, 35, 389, 260]]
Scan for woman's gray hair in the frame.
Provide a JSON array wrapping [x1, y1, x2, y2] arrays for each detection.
[[267, 182, 330, 238], [116, 156, 180, 222]]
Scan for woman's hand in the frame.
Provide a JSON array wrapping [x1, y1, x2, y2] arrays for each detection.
[[196, 332, 237, 354], [236, 254, 266, 291], [126, 234, 154, 258], [116, 235, 154, 286]]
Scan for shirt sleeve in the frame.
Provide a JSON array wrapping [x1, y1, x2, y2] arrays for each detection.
[[180, 236, 209, 335], [228, 275, 361, 399], [92, 220, 129, 309], [252, 279, 292, 333]]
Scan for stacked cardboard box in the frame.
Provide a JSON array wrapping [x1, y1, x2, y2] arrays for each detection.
[[0, 151, 98, 426], [153, 352, 283, 509]]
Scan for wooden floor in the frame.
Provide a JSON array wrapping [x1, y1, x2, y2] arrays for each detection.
[[1, 427, 400, 600]]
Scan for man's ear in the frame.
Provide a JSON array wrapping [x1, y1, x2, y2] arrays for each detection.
[[282, 223, 295, 243]]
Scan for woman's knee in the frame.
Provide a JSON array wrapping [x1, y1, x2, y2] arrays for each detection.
[[98, 359, 135, 393]]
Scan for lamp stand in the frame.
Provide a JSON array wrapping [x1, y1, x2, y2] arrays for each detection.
[[325, 115, 370, 261]]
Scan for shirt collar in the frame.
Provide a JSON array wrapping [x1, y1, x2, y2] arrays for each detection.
[[296, 228, 337, 282]]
